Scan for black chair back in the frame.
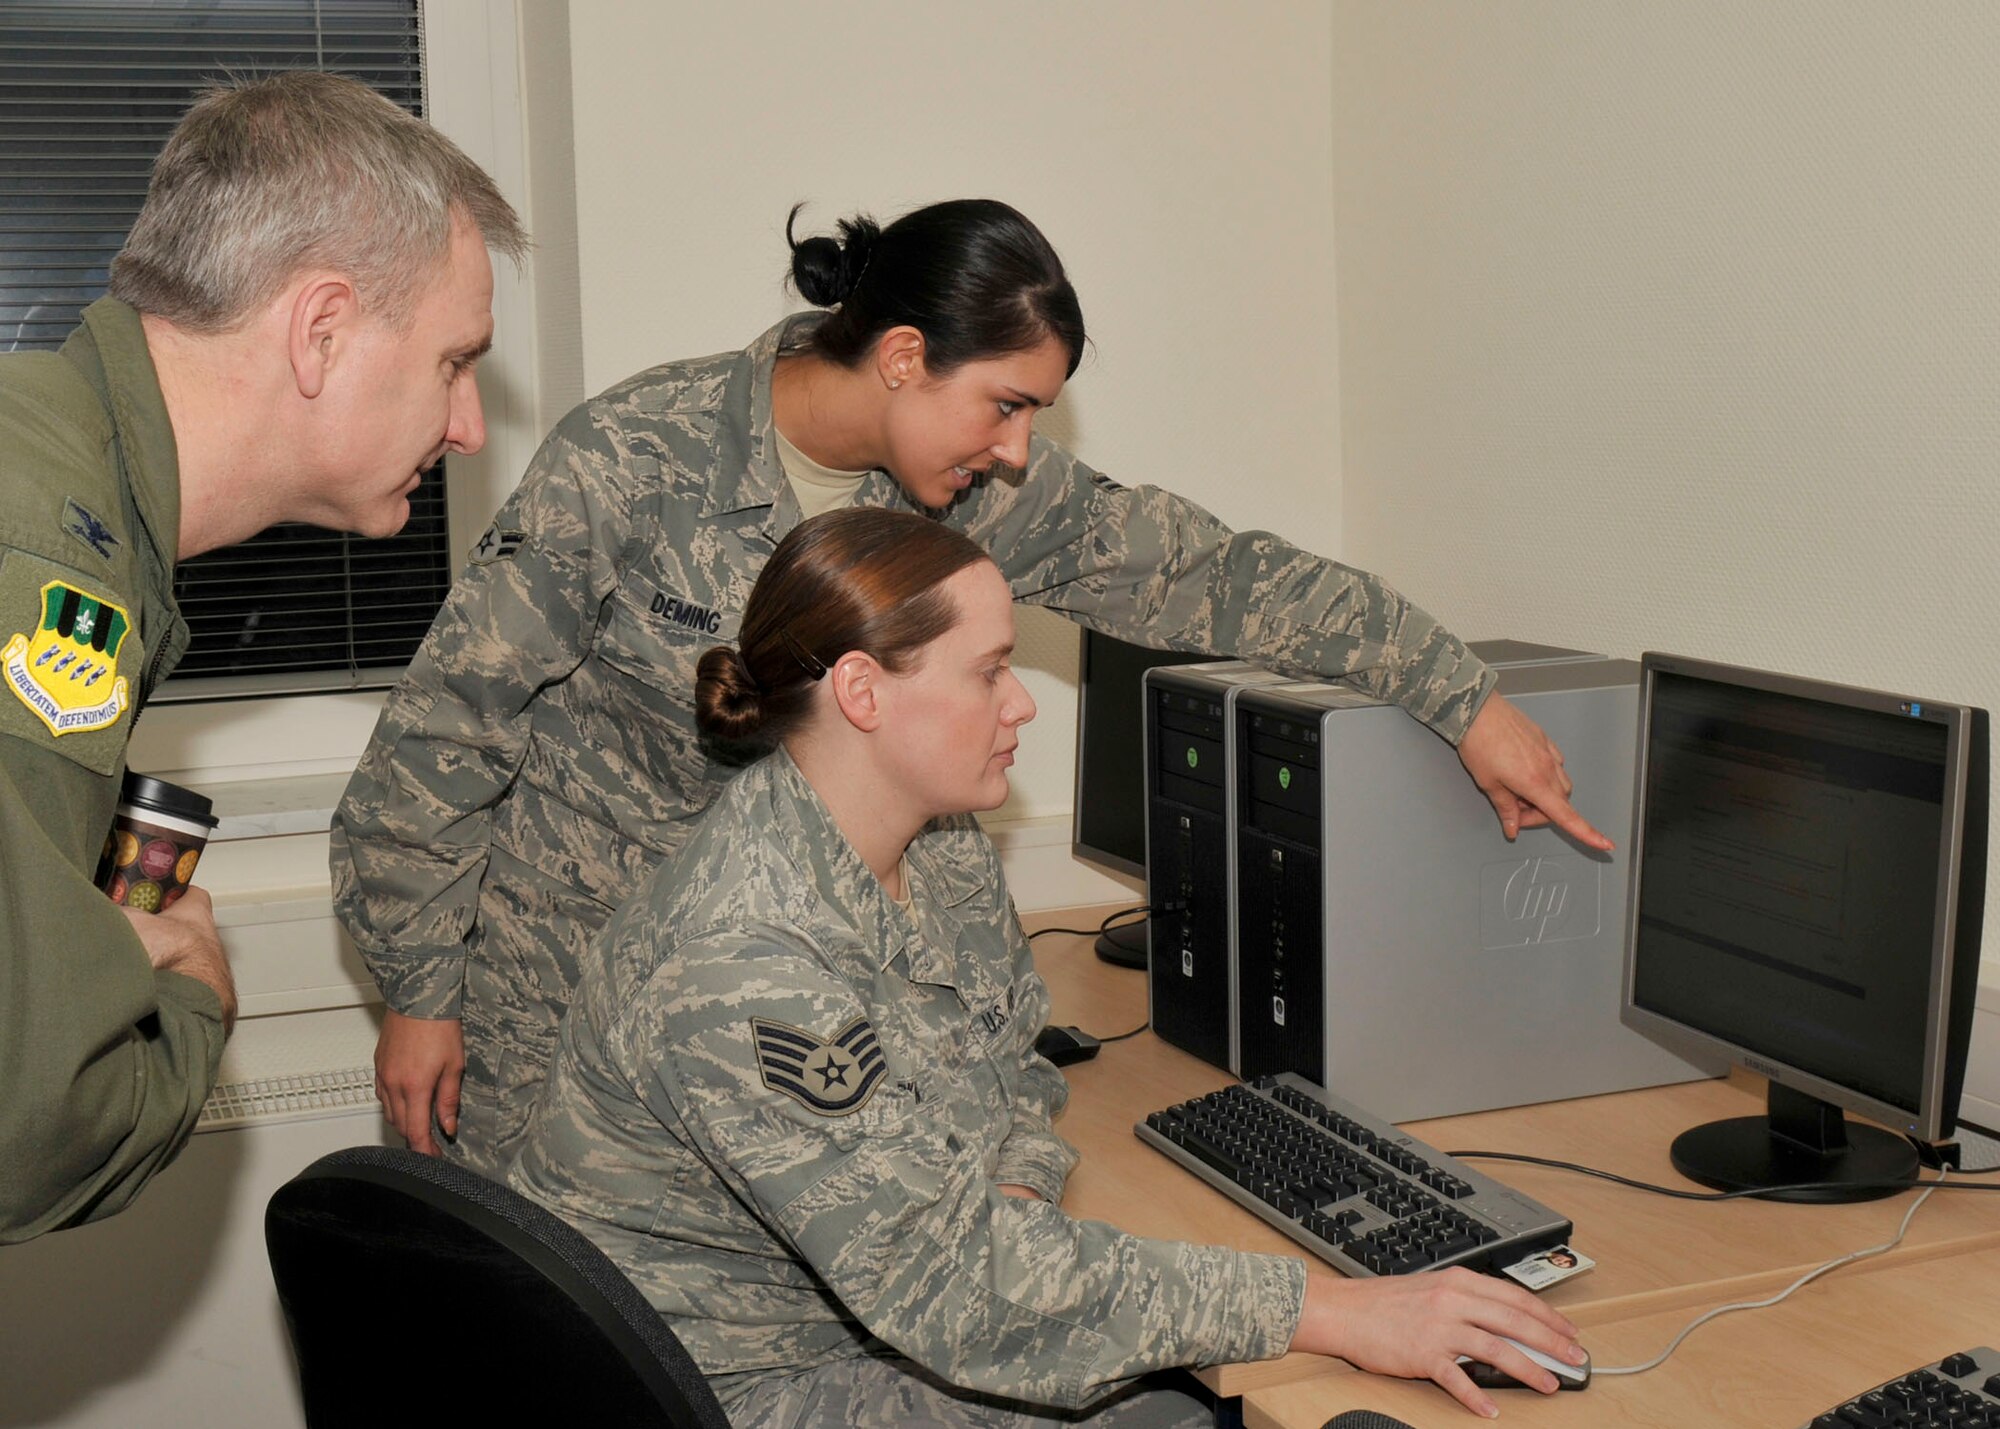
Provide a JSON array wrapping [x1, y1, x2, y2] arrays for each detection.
[[266, 1145, 729, 1428]]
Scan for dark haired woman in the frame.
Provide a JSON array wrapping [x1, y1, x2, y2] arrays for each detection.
[[509, 508, 1584, 1425], [333, 199, 1612, 1172]]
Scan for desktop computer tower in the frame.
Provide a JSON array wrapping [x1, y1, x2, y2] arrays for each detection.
[[1142, 661, 1294, 1069], [1140, 641, 1602, 1074], [1232, 657, 1720, 1118]]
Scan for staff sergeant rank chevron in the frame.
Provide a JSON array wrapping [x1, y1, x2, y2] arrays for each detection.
[[753, 1016, 889, 1116], [4, 580, 131, 736]]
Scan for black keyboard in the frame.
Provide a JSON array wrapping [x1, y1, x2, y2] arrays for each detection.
[[1136, 1073, 1573, 1279], [1798, 1347, 2000, 1428]]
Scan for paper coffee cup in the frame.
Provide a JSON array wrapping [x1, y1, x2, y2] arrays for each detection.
[[96, 773, 219, 911]]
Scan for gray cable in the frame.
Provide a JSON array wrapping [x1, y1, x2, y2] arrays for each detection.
[[1592, 1170, 1947, 1377]]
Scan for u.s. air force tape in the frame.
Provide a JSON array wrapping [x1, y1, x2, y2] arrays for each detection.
[[753, 1016, 888, 1116]]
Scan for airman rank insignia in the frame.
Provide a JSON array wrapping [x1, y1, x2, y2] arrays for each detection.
[[4, 580, 131, 736], [753, 1015, 888, 1116], [468, 523, 525, 565]]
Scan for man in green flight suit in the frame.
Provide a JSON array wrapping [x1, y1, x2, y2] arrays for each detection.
[[0, 72, 526, 1243]]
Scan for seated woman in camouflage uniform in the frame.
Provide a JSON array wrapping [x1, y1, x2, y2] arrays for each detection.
[[508, 508, 1585, 1428]]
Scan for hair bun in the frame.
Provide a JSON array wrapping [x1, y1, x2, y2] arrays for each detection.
[[787, 206, 881, 308], [695, 645, 768, 744]]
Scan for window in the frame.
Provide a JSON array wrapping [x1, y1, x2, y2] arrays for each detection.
[[0, 0, 454, 695]]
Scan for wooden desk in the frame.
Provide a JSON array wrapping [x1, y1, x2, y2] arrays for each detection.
[[1245, 1244, 2000, 1428], [1027, 909, 2000, 1402]]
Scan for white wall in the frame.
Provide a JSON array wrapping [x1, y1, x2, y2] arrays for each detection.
[[1331, 3, 2000, 972], [556, 0, 1342, 820]]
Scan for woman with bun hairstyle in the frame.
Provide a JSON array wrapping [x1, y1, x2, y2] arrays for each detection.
[[509, 508, 1585, 1425], [334, 198, 1613, 1172]]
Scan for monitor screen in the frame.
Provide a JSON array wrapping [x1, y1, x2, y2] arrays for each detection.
[[1071, 629, 1223, 879], [1623, 654, 1987, 1201]]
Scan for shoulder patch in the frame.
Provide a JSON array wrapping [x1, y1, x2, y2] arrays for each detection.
[[62, 498, 120, 561], [468, 523, 525, 565], [752, 1015, 888, 1117], [3, 579, 132, 736]]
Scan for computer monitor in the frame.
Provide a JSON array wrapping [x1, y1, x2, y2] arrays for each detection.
[[1622, 653, 1988, 1202], [1072, 629, 1223, 965]]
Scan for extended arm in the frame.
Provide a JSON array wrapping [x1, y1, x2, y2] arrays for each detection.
[[953, 440, 1608, 846]]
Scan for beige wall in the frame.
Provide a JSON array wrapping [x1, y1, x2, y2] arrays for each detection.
[[1332, 3, 2000, 965], [554, 0, 1341, 819], [1334, 4, 1998, 718]]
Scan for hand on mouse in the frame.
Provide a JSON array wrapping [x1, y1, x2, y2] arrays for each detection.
[[1459, 1334, 1590, 1391], [1289, 1267, 1587, 1417]]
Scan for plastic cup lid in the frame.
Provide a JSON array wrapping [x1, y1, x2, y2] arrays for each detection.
[[119, 772, 219, 828]]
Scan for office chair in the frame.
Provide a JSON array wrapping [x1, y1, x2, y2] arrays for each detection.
[[265, 1144, 730, 1428]]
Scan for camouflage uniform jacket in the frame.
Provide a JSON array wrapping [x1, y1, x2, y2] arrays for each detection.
[[0, 298, 222, 1242], [508, 750, 1308, 1410], [331, 314, 1496, 1157]]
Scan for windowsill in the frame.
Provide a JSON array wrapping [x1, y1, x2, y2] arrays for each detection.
[[194, 770, 1137, 918], [208, 771, 350, 842], [201, 774, 1090, 843]]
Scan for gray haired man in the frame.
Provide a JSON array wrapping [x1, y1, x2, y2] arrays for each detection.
[[0, 72, 528, 1242]]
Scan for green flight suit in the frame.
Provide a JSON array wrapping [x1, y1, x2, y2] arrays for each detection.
[[0, 298, 224, 1243]]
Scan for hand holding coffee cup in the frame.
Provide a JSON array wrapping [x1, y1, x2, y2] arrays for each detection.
[[122, 886, 237, 1031], [96, 773, 219, 911]]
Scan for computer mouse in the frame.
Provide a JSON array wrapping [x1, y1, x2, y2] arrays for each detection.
[[1032, 1024, 1101, 1067], [1456, 1336, 1590, 1391]]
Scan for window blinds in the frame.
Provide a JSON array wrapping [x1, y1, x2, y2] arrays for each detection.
[[0, 0, 455, 696]]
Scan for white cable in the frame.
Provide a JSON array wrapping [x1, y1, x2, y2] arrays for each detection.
[[1592, 1169, 1948, 1377]]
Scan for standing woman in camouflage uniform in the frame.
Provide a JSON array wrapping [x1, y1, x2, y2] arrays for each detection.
[[510, 509, 1585, 1425], [333, 199, 1612, 1173]]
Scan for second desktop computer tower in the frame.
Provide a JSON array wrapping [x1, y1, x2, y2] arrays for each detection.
[[1141, 662, 1293, 1069], [1230, 658, 1719, 1120]]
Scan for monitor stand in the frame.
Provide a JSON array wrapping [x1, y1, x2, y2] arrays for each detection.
[[1669, 1081, 1919, 1204], [1094, 918, 1149, 969]]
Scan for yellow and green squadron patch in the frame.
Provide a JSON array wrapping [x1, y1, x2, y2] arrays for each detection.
[[3, 579, 131, 736]]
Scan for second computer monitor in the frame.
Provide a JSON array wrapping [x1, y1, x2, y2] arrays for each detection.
[[1623, 654, 1988, 1202]]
